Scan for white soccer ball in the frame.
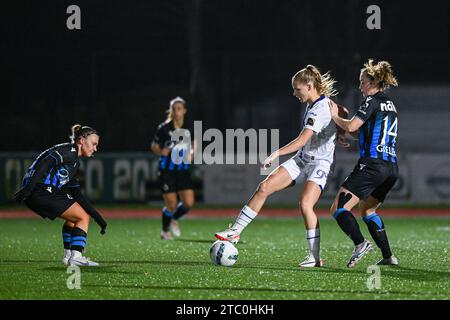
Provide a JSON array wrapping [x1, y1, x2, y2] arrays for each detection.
[[209, 240, 238, 266]]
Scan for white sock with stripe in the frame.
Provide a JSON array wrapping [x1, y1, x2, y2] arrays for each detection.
[[306, 228, 320, 260], [232, 205, 258, 233]]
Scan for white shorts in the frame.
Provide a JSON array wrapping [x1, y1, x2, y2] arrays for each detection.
[[280, 157, 333, 191]]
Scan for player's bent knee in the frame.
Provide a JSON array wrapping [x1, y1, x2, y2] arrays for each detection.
[[257, 180, 273, 196], [77, 211, 90, 223], [299, 200, 313, 216], [337, 192, 353, 209], [167, 206, 177, 213], [185, 201, 194, 209]]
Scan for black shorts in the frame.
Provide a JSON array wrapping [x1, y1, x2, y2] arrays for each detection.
[[342, 157, 398, 202], [158, 170, 194, 194], [24, 185, 75, 220]]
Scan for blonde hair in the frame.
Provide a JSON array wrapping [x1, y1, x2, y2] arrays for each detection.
[[292, 65, 338, 97], [361, 59, 398, 91], [70, 124, 97, 144], [165, 96, 186, 123]]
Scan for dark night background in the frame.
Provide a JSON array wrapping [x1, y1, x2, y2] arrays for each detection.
[[1, 0, 450, 152]]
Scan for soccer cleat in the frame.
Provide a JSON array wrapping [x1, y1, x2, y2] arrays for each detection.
[[62, 250, 71, 266], [170, 220, 181, 237], [298, 254, 324, 268], [347, 240, 373, 268], [69, 255, 99, 267], [377, 255, 399, 266], [214, 227, 240, 244], [160, 230, 173, 240]]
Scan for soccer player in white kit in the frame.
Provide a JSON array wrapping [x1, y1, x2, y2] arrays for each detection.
[[215, 65, 346, 267]]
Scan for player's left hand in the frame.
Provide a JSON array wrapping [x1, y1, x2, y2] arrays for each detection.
[[338, 133, 350, 148], [95, 217, 107, 235]]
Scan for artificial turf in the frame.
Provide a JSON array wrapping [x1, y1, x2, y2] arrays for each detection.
[[0, 217, 449, 300]]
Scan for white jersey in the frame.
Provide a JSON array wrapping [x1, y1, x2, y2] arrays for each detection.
[[294, 96, 337, 163]]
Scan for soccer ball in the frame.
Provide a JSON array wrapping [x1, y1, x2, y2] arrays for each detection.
[[209, 240, 238, 266]]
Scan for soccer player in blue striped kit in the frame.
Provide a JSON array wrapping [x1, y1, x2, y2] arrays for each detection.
[[13, 124, 107, 266], [328, 59, 399, 267], [151, 97, 195, 240]]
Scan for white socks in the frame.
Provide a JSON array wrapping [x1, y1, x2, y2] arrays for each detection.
[[71, 250, 82, 259], [232, 205, 258, 233], [306, 228, 321, 260]]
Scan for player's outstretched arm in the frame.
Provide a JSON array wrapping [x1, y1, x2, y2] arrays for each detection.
[[70, 187, 107, 234], [329, 100, 364, 133], [262, 128, 314, 168]]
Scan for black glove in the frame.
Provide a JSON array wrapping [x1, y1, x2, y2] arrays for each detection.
[[13, 187, 32, 202], [97, 218, 107, 235]]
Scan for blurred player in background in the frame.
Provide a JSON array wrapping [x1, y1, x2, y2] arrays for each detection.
[[215, 65, 348, 267], [13, 124, 107, 266], [151, 97, 195, 240], [329, 59, 399, 268]]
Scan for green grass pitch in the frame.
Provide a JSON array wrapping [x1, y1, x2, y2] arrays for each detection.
[[0, 217, 449, 300]]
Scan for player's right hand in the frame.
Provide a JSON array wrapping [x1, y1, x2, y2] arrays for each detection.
[[328, 100, 339, 118], [161, 148, 171, 156], [262, 152, 278, 169]]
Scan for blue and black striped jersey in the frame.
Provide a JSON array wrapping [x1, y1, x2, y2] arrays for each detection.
[[152, 121, 193, 171], [22, 143, 80, 189], [355, 92, 398, 163]]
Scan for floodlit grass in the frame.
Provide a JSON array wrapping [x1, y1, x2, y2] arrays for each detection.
[[0, 217, 449, 300]]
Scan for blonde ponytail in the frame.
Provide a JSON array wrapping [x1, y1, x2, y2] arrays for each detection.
[[292, 65, 338, 97], [70, 124, 97, 143]]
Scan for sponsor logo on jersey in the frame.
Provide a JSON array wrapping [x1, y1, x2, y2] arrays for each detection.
[[380, 101, 397, 113], [359, 164, 366, 170], [306, 118, 315, 126], [376, 144, 396, 156], [46, 186, 53, 193], [57, 168, 70, 187], [359, 102, 369, 114], [67, 194, 74, 200]]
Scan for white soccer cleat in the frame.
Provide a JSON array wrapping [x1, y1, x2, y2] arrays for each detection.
[[377, 255, 399, 266], [298, 254, 324, 268], [69, 254, 99, 267], [62, 250, 71, 266], [160, 230, 173, 240], [347, 240, 373, 268], [170, 220, 181, 237], [214, 227, 240, 244]]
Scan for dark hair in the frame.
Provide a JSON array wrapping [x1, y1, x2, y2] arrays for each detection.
[[70, 124, 98, 143]]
